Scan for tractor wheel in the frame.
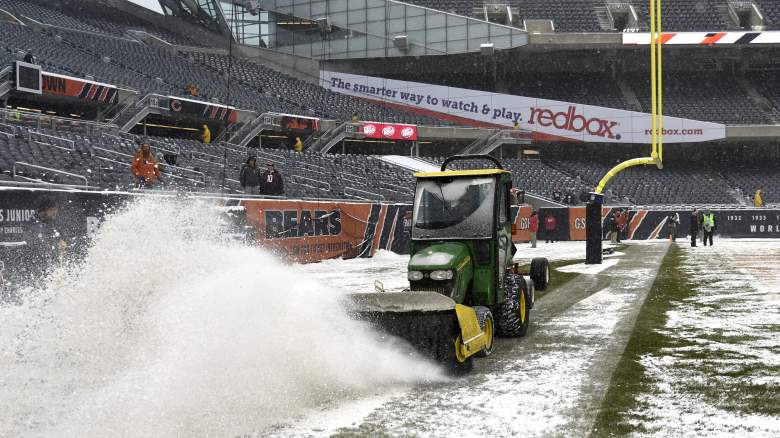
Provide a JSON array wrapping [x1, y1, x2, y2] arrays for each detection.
[[495, 274, 531, 337], [530, 258, 550, 291], [447, 334, 475, 375], [474, 306, 495, 358], [526, 278, 536, 309]]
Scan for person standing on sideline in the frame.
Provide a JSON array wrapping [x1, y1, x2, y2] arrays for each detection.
[[130, 140, 161, 188], [293, 136, 303, 152], [689, 209, 699, 247], [702, 210, 716, 246], [544, 213, 557, 243], [617, 209, 629, 242], [239, 156, 262, 195], [754, 187, 764, 208], [262, 160, 284, 196], [608, 211, 618, 243], [201, 124, 211, 144], [668, 212, 680, 242], [529, 210, 539, 248]]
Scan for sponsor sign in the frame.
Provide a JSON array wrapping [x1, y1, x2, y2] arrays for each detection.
[[279, 115, 321, 133], [321, 71, 726, 143], [168, 96, 238, 123], [39, 71, 119, 104], [361, 122, 418, 141]]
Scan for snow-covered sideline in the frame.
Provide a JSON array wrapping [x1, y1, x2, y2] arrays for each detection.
[[629, 240, 780, 437]]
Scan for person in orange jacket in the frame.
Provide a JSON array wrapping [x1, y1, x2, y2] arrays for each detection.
[[131, 140, 161, 188]]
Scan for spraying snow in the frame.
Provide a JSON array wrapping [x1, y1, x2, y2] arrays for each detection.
[[0, 198, 443, 437]]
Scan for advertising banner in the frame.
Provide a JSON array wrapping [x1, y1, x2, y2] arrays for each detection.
[[168, 96, 238, 123], [279, 115, 321, 133], [321, 71, 726, 144], [361, 122, 418, 141], [40, 71, 119, 104]]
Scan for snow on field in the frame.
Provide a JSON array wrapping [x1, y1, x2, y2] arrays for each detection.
[[630, 239, 780, 437]]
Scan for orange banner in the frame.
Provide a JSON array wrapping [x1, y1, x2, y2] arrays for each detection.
[[511, 205, 533, 242], [242, 199, 380, 263]]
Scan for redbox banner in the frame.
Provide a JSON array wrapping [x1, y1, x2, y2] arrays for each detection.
[[361, 122, 418, 141]]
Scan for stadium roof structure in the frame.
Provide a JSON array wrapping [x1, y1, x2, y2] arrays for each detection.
[[253, 0, 528, 59]]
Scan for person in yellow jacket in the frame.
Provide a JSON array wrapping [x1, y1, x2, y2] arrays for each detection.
[[201, 124, 211, 144], [754, 187, 763, 208], [293, 136, 303, 152]]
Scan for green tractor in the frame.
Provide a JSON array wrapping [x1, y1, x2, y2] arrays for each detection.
[[345, 155, 551, 373]]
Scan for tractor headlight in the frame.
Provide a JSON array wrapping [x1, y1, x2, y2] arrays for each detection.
[[408, 270, 424, 281], [429, 270, 454, 281]]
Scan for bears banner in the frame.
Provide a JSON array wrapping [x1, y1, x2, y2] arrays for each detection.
[[168, 96, 238, 123], [40, 71, 119, 104], [361, 122, 418, 141], [240, 199, 411, 263], [321, 71, 726, 143]]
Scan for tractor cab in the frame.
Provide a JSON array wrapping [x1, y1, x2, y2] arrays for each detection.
[[408, 156, 516, 307]]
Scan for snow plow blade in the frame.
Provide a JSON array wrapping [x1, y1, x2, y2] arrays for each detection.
[[342, 292, 482, 373]]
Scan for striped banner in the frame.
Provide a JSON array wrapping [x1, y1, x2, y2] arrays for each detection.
[[623, 31, 780, 45]]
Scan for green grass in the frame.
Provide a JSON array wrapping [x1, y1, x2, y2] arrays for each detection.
[[590, 245, 691, 437], [591, 245, 780, 437]]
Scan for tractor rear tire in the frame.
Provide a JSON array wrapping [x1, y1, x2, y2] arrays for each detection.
[[474, 306, 495, 358], [530, 257, 550, 291], [495, 274, 531, 337]]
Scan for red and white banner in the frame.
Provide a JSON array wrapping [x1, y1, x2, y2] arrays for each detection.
[[361, 122, 418, 141], [321, 71, 726, 144], [623, 31, 780, 45]]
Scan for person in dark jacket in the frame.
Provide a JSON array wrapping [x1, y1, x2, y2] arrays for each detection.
[[689, 209, 699, 247], [607, 211, 618, 243], [261, 160, 284, 196], [239, 157, 262, 195]]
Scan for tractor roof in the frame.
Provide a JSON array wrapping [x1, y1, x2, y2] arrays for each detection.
[[414, 169, 510, 179]]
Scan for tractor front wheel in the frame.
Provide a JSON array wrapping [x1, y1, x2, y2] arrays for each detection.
[[474, 306, 495, 357], [496, 274, 531, 337], [530, 257, 550, 291]]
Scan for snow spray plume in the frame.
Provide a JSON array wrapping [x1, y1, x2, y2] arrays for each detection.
[[0, 197, 444, 437]]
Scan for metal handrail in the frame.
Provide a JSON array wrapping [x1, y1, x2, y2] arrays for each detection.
[[95, 156, 205, 186], [292, 175, 331, 192], [28, 130, 76, 151], [13, 162, 89, 186], [0, 108, 118, 134], [344, 186, 385, 201]]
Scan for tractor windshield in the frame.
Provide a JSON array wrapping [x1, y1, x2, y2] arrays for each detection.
[[412, 177, 495, 239]]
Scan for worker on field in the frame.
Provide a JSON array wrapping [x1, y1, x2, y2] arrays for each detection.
[[617, 209, 628, 242], [668, 212, 680, 242], [293, 136, 303, 152], [607, 211, 618, 243], [544, 213, 557, 243], [130, 140, 161, 188], [529, 210, 539, 248], [754, 187, 764, 208], [702, 210, 716, 246], [201, 124, 211, 144], [689, 209, 699, 247], [239, 156, 262, 195], [261, 160, 284, 196]]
